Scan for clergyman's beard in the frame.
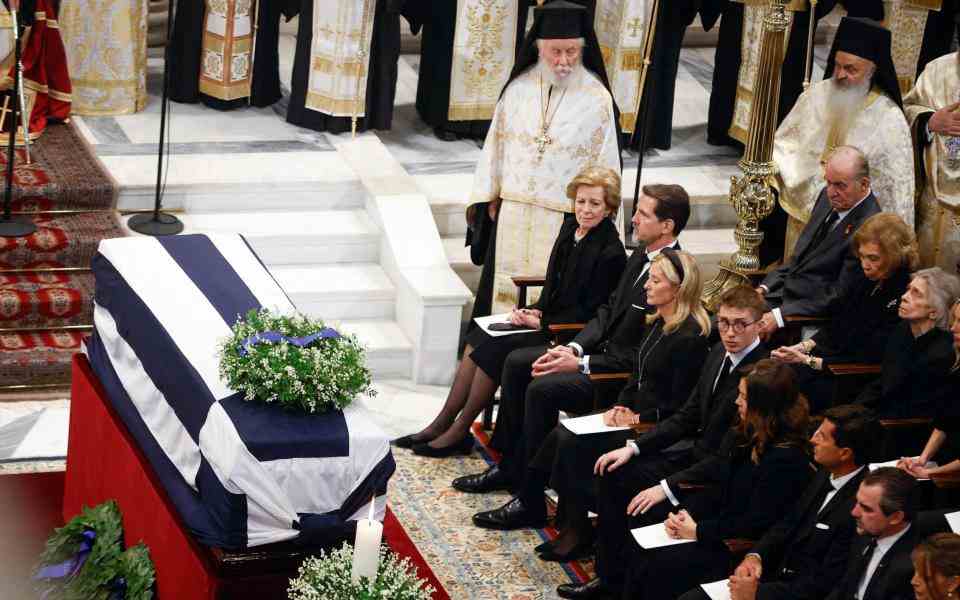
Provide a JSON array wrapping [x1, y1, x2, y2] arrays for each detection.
[[538, 58, 584, 89], [826, 76, 871, 131]]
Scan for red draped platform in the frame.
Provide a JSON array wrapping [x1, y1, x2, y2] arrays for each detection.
[[63, 355, 448, 599]]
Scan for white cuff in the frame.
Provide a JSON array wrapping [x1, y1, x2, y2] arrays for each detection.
[[627, 440, 640, 456], [926, 121, 935, 143], [759, 285, 769, 294], [772, 308, 784, 329], [579, 355, 591, 374], [660, 479, 680, 506], [568, 342, 584, 357]]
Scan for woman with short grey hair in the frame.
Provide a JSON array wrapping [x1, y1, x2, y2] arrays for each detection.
[[856, 267, 960, 417]]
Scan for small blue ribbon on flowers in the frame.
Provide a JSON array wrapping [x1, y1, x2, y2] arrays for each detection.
[[34, 528, 96, 581], [108, 576, 127, 600], [237, 328, 341, 357]]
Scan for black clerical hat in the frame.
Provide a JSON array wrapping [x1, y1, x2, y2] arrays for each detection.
[[534, 0, 588, 39], [824, 17, 902, 107]]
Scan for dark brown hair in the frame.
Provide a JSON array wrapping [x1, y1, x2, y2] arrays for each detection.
[[862, 467, 918, 521], [851, 212, 919, 274], [822, 404, 881, 466], [913, 533, 960, 600], [736, 359, 810, 464], [642, 184, 690, 235], [718, 285, 767, 321]]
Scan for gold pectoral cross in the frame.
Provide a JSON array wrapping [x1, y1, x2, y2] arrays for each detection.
[[535, 128, 552, 155]]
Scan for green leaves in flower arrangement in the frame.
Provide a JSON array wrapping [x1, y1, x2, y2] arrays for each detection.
[[34, 500, 155, 600], [219, 308, 376, 414], [288, 542, 435, 600]]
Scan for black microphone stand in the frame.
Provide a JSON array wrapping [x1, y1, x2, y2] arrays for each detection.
[[128, 0, 183, 236], [0, 2, 36, 238]]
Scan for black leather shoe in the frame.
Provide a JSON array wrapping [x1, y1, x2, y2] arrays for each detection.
[[411, 435, 473, 458], [433, 126, 458, 142], [537, 541, 594, 563], [472, 497, 547, 530], [534, 539, 556, 554], [452, 465, 510, 493], [393, 433, 433, 449], [557, 577, 615, 599]]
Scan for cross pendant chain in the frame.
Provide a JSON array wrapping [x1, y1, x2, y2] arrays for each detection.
[[535, 128, 552, 155]]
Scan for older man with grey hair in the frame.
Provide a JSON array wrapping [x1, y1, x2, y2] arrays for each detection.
[[855, 267, 960, 417]]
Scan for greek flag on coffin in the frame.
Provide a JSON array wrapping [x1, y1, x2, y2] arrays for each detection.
[[83, 234, 395, 549]]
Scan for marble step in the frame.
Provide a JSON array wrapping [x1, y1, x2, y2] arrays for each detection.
[[441, 228, 737, 297], [270, 264, 396, 321], [336, 320, 413, 380], [176, 210, 380, 266], [421, 164, 740, 238], [102, 152, 366, 213]]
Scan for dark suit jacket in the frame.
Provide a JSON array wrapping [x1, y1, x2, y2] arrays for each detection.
[[616, 315, 710, 421], [630, 341, 769, 478], [855, 321, 956, 418], [826, 525, 922, 600], [571, 241, 679, 373], [529, 216, 627, 329], [762, 189, 881, 318], [696, 444, 814, 545], [752, 467, 867, 600]]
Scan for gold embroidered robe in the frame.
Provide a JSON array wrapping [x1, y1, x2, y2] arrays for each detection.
[[773, 78, 915, 252], [904, 52, 960, 270], [469, 67, 620, 313], [59, 0, 147, 115]]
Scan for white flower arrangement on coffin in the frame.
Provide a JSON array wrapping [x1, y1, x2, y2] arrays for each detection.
[[288, 542, 435, 600], [218, 309, 375, 414]]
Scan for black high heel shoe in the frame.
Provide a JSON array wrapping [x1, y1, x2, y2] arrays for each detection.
[[393, 433, 433, 449], [537, 540, 595, 563], [534, 539, 557, 554], [411, 435, 474, 458]]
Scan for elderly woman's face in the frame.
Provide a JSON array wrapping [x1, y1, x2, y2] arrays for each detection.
[[574, 184, 609, 231], [857, 241, 889, 282], [899, 278, 935, 323]]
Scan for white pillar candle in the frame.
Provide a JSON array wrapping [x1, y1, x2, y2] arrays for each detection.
[[351, 500, 383, 584]]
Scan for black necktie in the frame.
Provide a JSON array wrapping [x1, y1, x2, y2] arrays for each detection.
[[632, 252, 650, 288], [712, 355, 733, 395], [808, 210, 840, 252], [850, 537, 879, 599]]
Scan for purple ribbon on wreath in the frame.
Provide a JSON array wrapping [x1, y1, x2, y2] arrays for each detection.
[[237, 328, 342, 357], [34, 528, 96, 582]]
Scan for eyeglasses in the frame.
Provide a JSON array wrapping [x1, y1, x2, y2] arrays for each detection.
[[717, 318, 758, 333]]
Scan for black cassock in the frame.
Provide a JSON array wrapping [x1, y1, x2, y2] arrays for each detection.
[[167, 1, 298, 110], [707, 0, 883, 148], [286, 0, 405, 133], [916, 0, 960, 78]]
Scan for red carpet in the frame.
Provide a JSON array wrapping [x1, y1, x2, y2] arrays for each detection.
[[1, 472, 449, 600]]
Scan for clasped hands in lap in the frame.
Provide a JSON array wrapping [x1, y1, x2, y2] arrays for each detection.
[[530, 344, 578, 377], [508, 307, 542, 330]]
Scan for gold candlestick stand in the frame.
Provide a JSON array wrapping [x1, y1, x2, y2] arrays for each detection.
[[702, 0, 789, 310]]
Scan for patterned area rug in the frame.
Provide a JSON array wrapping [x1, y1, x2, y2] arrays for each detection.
[[387, 424, 593, 599], [0, 123, 121, 388]]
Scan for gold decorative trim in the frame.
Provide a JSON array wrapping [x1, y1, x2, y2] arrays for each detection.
[[448, 104, 498, 121], [0, 325, 92, 334]]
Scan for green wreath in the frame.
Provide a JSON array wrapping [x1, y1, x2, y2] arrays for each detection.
[[34, 500, 155, 600], [288, 542, 434, 600], [218, 308, 375, 414]]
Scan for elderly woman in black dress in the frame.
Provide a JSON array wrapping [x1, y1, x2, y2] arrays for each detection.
[[496, 250, 711, 559], [394, 166, 627, 457], [771, 213, 917, 411], [899, 300, 960, 479], [855, 267, 960, 418]]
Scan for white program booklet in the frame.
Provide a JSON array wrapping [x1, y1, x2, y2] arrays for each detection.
[[630, 522, 695, 549], [946, 510, 960, 534], [473, 313, 538, 337], [700, 579, 732, 600], [561, 413, 631, 435]]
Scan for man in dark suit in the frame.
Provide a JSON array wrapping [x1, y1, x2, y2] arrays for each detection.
[[676, 404, 880, 600], [822, 467, 922, 600], [557, 285, 769, 599], [451, 184, 691, 529], [757, 145, 882, 339]]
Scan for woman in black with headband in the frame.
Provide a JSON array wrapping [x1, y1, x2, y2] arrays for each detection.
[[470, 250, 711, 559]]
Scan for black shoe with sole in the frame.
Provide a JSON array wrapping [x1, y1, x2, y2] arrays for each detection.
[[557, 577, 616, 599], [410, 435, 473, 458], [472, 497, 547, 530], [452, 465, 510, 493]]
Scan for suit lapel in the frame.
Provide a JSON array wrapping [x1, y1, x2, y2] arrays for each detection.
[[792, 192, 829, 262], [863, 527, 913, 600]]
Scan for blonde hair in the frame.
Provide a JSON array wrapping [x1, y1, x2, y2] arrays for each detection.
[[852, 213, 919, 273], [566, 165, 621, 217], [646, 250, 711, 337]]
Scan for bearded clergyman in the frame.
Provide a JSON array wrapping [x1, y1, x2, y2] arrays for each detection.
[[905, 50, 960, 272], [466, 0, 621, 317], [771, 17, 914, 260]]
